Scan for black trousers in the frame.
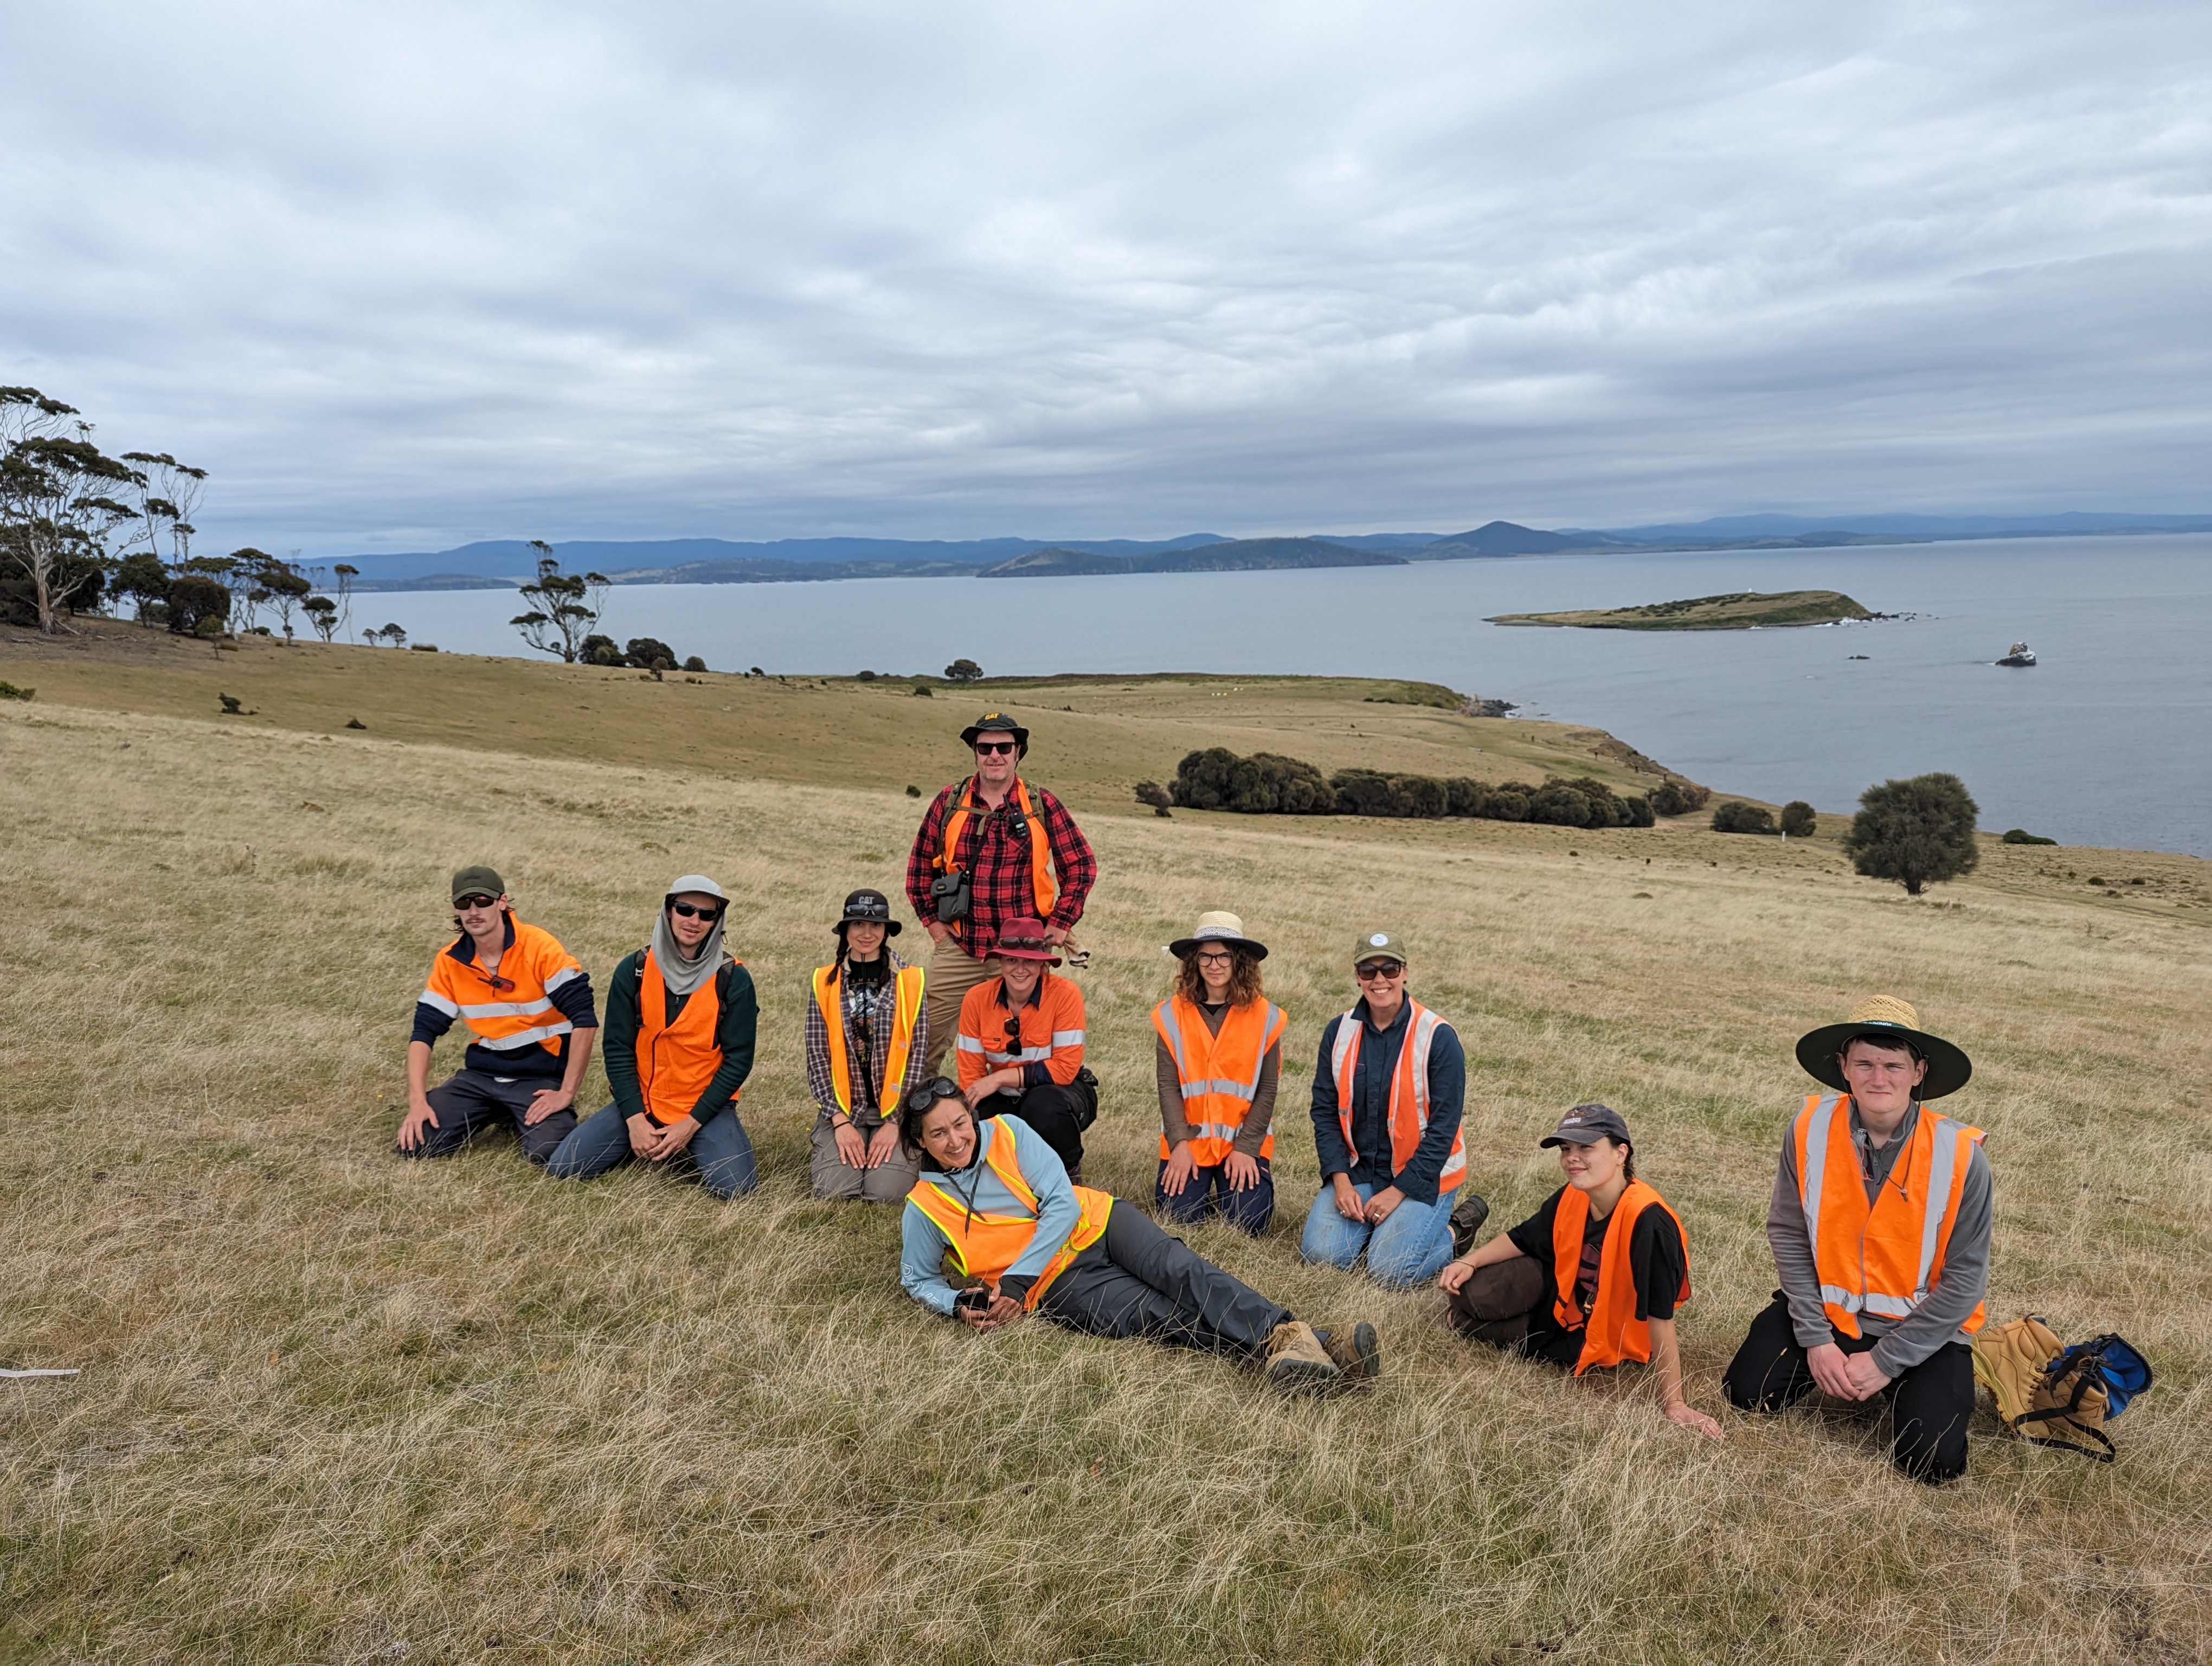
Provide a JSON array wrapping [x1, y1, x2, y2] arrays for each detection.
[[1723, 1293, 1974, 1483], [991, 1079, 1094, 1177], [1038, 1204, 1290, 1357], [400, 1068, 577, 1167]]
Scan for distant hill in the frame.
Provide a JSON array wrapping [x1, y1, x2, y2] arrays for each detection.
[[1418, 521, 1619, 558], [981, 537, 1406, 578]]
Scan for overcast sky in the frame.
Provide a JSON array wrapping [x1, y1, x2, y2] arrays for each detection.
[[4, 1, 2209, 554]]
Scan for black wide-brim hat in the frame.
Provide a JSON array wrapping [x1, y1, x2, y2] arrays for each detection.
[[834, 887, 902, 935], [1795, 995, 1972, 1101], [959, 711, 1030, 753]]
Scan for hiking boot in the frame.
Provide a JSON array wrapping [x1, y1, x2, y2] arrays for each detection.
[[1449, 1190, 1491, 1259], [1262, 1321, 1339, 1396], [1315, 1322, 1382, 1389]]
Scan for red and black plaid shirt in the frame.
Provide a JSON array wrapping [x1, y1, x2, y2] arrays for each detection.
[[904, 776, 1096, 957]]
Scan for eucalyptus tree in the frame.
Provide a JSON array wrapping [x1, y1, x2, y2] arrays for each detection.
[[510, 541, 610, 662], [0, 387, 138, 633]]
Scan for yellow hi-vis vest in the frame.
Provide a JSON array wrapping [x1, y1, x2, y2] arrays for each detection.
[[812, 961, 924, 1114], [905, 1117, 1113, 1310]]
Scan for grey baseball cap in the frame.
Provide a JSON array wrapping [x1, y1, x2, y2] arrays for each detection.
[[1540, 1103, 1632, 1148]]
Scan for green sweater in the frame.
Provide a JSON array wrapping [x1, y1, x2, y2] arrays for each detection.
[[601, 949, 758, 1124]]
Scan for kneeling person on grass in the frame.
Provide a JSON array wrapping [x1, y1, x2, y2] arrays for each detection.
[[896, 1082, 1379, 1394], [1153, 911, 1284, 1234], [547, 876, 761, 1199], [1300, 933, 1476, 1288], [1438, 1104, 1722, 1440], [1721, 996, 1989, 1484], [954, 918, 1096, 1180], [808, 888, 930, 1203], [398, 867, 597, 1165]]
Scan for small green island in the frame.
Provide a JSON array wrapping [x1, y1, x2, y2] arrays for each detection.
[[1487, 588, 1873, 630]]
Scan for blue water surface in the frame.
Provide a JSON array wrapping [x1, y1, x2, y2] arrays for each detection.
[[356, 534, 2212, 856]]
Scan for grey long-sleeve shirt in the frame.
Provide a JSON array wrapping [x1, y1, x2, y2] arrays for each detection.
[[1766, 1100, 1992, 1377]]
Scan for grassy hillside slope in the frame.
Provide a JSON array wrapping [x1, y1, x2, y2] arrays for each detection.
[[2, 649, 2209, 1664]]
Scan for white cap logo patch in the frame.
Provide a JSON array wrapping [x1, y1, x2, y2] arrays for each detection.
[[1369, 933, 1389, 947]]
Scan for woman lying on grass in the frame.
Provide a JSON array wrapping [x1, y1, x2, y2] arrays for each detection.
[[1438, 1103, 1723, 1440], [897, 1081, 1379, 1394]]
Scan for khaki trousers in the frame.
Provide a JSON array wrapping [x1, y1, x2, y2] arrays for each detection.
[[921, 933, 1002, 1078]]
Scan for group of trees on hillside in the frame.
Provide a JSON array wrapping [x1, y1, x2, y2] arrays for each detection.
[[507, 545, 704, 674], [1139, 746, 1699, 829], [1143, 745, 1989, 898], [1, 385, 366, 642]]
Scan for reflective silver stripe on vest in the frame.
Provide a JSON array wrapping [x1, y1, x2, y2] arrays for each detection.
[[1154, 1002, 1188, 1082], [1330, 1009, 1364, 1159], [1051, 1030, 1085, 1048], [1819, 1283, 1864, 1314], [1799, 1093, 1843, 1254], [955, 1034, 987, 1054], [418, 987, 459, 1017], [542, 964, 582, 992], [456, 998, 559, 1020], [474, 1019, 574, 1049], [1188, 1121, 1244, 1143], [983, 1046, 1052, 1065], [1916, 1117, 1963, 1299]]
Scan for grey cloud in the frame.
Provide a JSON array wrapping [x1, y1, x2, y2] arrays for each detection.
[[3, 0, 2207, 554]]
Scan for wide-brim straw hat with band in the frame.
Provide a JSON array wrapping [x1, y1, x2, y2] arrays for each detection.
[[1168, 909, 1269, 961], [1795, 994, 1973, 1101], [994, 918, 1061, 965], [834, 887, 902, 935]]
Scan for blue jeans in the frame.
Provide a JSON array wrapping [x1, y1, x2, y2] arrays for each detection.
[[1299, 1180, 1455, 1288], [547, 1101, 758, 1199], [1155, 1156, 1275, 1235]]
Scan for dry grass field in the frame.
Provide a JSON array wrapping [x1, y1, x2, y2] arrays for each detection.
[[3, 638, 2210, 1664]]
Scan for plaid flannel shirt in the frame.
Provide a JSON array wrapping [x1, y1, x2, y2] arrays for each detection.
[[802, 949, 931, 1120], [903, 776, 1096, 957]]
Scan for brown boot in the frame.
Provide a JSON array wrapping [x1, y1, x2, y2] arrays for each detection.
[[1262, 1321, 1340, 1396], [1316, 1322, 1382, 1388]]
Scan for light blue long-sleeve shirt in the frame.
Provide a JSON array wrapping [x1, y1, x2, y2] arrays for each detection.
[[899, 1116, 1083, 1316]]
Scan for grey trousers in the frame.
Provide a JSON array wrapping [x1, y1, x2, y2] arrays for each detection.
[[1038, 1203, 1291, 1357], [399, 1069, 576, 1166], [809, 1111, 921, 1203]]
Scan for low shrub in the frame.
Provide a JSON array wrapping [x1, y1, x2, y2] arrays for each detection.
[[911, 683, 932, 696], [1780, 800, 1817, 837], [1174, 748, 1336, 814], [1134, 780, 1174, 814], [1712, 802, 1778, 835], [625, 637, 677, 672], [410, 643, 439, 652], [1648, 779, 1712, 817], [0, 680, 34, 701], [1163, 747, 1654, 830], [683, 656, 707, 673], [2001, 828, 2057, 845], [856, 669, 877, 681]]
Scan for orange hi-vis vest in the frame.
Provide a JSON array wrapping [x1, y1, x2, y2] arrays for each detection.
[[1329, 999, 1467, 1195], [1793, 1092, 1988, 1340], [420, 916, 582, 1061], [905, 1117, 1114, 1310], [1549, 1180, 1692, 1376], [636, 951, 737, 1126], [813, 960, 925, 1115], [938, 776, 1057, 926], [1151, 995, 1287, 1164]]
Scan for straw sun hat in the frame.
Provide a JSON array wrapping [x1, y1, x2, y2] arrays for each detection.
[[1168, 910, 1269, 961], [1795, 995, 1973, 1101]]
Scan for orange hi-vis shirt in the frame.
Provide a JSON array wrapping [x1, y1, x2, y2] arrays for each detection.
[[1152, 995, 1286, 1164], [1792, 1092, 1989, 1340], [1548, 1180, 1692, 1376], [415, 915, 593, 1080], [955, 971, 1085, 1091]]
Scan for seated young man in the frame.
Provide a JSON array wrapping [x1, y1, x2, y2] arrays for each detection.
[[397, 866, 597, 1165], [954, 918, 1095, 1179]]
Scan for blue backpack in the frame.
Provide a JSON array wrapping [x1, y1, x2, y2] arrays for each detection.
[[2051, 1334, 2154, 1421]]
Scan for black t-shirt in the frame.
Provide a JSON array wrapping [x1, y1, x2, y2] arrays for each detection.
[[1504, 1185, 1687, 1364]]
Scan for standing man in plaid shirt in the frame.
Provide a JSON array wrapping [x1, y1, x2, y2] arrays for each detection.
[[905, 711, 1097, 1076]]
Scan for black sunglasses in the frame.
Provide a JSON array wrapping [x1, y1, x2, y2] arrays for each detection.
[[454, 893, 499, 911], [902, 1075, 963, 1115], [973, 740, 1019, 755], [668, 902, 722, 921], [1355, 961, 1405, 980]]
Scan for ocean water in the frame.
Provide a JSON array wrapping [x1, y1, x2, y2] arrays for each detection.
[[355, 534, 2212, 856]]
